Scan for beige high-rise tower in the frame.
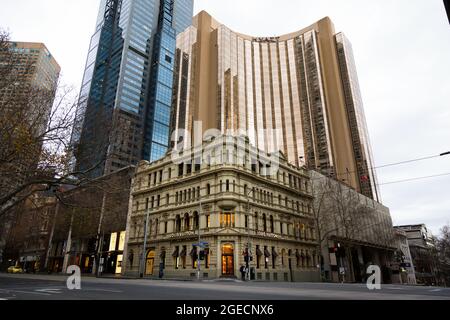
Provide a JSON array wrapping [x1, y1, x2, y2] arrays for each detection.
[[171, 11, 379, 201]]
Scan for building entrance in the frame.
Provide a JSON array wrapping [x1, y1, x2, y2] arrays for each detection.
[[221, 244, 234, 276], [145, 250, 155, 275]]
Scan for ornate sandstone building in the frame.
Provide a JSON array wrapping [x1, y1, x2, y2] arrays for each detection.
[[123, 136, 320, 281]]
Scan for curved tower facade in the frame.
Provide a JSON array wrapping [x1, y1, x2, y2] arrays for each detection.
[[171, 11, 379, 201]]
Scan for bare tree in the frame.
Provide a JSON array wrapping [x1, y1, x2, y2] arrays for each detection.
[[0, 30, 124, 219], [311, 171, 395, 281], [434, 225, 450, 286]]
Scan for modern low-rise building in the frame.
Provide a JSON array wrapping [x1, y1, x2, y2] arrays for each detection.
[[123, 135, 320, 281], [392, 228, 417, 285], [311, 171, 396, 283], [395, 224, 439, 285]]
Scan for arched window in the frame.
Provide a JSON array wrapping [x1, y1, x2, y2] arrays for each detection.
[[197, 186, 200, 199], [270, 215, 274, 233], [262, 214, 267, 232], [193, 212, 199, 230], [184, 213, 190, 230], [207, 184, 211, 195], [244, 184, 247, 196], [254, 212, 259, 231], [296, 250, 301, 267], [175, 215, 181, 232]]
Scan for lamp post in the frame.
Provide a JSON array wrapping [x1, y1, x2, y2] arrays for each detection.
[[197, 193, 202, 281], [140, 207, 151, 278], [244, 183, 266, 281]]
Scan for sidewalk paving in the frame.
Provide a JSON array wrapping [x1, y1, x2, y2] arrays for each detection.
[[0, 272, 243, 283]]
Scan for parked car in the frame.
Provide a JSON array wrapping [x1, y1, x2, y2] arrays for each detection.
[[7, 266, 23, 274]]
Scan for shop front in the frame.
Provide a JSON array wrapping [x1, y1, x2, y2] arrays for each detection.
[[99, 231, 126, 275]]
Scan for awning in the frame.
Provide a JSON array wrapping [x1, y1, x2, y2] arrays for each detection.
[[264, 248, 271, 257], [272, 248, 279, 258], [180, 247, 187, 257], [256, 248, 263, 256], [172, 248, 179, 258]]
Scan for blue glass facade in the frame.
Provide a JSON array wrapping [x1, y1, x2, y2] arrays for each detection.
[[72, 0, 193, 176]]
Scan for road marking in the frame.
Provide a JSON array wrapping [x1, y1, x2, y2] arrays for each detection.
[[35, 289, 62, 294], [430, 289, 442, 292], [0, 289, 51, 296], [0, 298, 7, 300], [83, 288, 123, 293]]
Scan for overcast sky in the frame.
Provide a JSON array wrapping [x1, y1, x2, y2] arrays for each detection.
[[1, 0, 449, 235]]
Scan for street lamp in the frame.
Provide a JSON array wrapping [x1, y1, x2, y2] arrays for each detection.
[[140, 206, 152, 278], [197, 192, 203, 281], [244, 183, 267, 281]]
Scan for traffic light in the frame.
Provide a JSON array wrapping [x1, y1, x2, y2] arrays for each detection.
[[199, 250, 205, 261]]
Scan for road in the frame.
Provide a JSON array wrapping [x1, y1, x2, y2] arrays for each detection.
[[0, 273, 449, 300]]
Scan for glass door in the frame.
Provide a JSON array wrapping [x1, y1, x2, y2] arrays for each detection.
[[221, 244, 234, 276]]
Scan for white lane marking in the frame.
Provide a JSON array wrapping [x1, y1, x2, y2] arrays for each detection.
[[35, 289, 62, 294], [0, 298, 7, 300], [83, 288, 123, 293], [430, 289, 442, 292], [1, 289, 51, 296]]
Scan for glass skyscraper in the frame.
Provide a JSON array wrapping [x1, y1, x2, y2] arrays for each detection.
[[71, 0, 193, 177]]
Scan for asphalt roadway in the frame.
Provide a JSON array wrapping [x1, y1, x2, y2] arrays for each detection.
[[0, 273, 449, 300]]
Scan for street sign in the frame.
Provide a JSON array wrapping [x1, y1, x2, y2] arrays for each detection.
[[193, 242, 209, 247]]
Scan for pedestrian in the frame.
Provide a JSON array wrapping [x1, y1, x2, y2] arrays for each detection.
[[240, 265, 246, 281]]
